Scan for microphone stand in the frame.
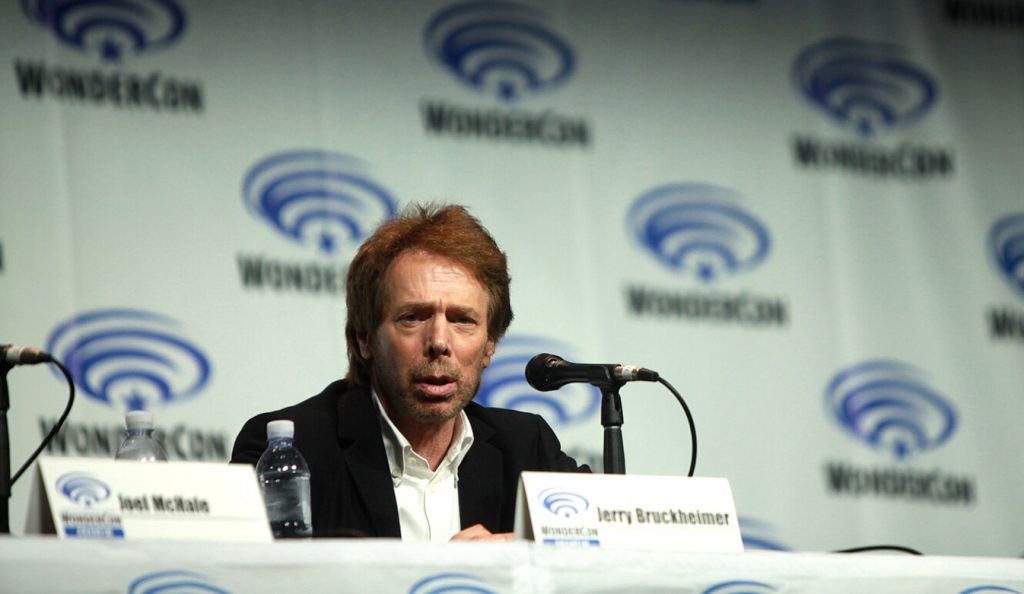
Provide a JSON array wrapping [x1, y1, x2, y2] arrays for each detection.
[[600, 383, 626, 474], [1, 361, 12, 534]]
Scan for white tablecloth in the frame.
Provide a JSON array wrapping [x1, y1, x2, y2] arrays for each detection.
[[2, 536, 1023, 593]]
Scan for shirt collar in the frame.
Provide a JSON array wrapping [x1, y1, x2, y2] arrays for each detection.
[[371, 389, 475, 487]]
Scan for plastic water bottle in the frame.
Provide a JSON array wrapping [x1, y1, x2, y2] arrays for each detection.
[[114, 410, 169, 461], [256, 420, 312, 538]]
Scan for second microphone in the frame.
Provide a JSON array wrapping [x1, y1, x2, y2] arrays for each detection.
[[524, 353, 659, 391]]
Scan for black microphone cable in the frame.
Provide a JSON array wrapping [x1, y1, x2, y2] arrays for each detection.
[[832, 545, 923, 555], [10, 356, 75, 485], [657, 376, 697, 478]]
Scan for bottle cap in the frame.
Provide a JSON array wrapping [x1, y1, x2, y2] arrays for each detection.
[[267, 419, 295, 440], [125, 410, 154, 430]]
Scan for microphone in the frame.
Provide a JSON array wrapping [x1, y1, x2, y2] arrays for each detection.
[[525, 353, 659, 392], [1, 345, 53, 366]]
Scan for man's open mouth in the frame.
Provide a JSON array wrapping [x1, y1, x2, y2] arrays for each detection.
[[415, 375, 458, 397]]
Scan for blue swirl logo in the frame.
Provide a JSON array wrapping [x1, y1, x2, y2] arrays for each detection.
[[476, 335, 599, 427], [989, 212, 1024, 299], [960, 587, 1022, 594], [22, 0, 186, 63], [56, 472, 111, 507], [128, 570, 233, 594], [242, 150, 398, 256], [793, 37, 938, 138], [424, 1, 575, 102], [702, 581, 779, 594], [627, 183, 771, 283], [825, 360, 958, 460], [539, 487, 589, 518], [409, 572, 497, 594], [738, 517, 791, 552], [46, 308, 212, 411]]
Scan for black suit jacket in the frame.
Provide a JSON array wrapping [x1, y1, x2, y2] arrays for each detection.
[[231, 380, 588, 538]]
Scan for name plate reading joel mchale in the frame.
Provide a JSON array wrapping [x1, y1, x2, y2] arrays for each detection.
[[514, 472, 742, 552], [34, 457, 272, 542]]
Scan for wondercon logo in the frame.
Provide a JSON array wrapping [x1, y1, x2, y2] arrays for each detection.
[[793, 37, 938, 138], [701, 581, 779, 594], [825, 360, 958, 460], [539, 487, 589, 518], [56, 472, 111, 507], [738, 517, 791, 552], [408, 573, 497, 594], [22, 0, 187, 63], [242, 150, 398, 256], [627, 183, 771, 283], [989, 212, 1024, 299], [128, 570, 233, 594], [476, 335, 600, 427], [46, 308, 212, 412], [424, 1, 575, 102]]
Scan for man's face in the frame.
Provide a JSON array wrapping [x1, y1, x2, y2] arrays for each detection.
[[358, 250, 495, 429]]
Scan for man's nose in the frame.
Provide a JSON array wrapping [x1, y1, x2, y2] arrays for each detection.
[[426, 316, 451, 357]]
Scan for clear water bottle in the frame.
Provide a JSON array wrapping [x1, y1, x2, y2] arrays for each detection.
[[256, 420, 312, 538], [115, 410, 169, 461]]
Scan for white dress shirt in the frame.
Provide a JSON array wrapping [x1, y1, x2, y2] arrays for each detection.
[[371, 390, 475, 543]]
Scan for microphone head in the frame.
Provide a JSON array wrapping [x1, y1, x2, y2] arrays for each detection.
[[524, 353, 566, 392]]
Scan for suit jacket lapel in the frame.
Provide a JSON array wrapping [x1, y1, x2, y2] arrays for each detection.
[[458, 414, 505, 531], [335, 387, 401, 538]]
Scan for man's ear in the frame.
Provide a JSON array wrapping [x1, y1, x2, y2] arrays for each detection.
[[481, 339, 496, 368], [357, 331, 373, 360]]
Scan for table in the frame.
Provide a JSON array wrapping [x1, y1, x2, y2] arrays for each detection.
[[2, 536, 1023, 593]]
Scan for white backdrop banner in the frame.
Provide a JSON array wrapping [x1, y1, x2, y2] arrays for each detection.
[[1, 0, 1022, 557]]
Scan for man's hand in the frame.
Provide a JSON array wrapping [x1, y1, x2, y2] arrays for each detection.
[[450, 524, 516, 541]]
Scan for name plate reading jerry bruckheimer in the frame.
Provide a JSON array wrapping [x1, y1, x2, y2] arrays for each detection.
[[35, 457, 272, 542], [515, 472, 742, 552]]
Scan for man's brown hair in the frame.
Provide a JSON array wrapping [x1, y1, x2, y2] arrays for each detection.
[[344, 203, 513, 386]]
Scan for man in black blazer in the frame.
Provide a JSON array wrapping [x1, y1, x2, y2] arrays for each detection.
[[232, 204, 587, 540], [231, 380, 584, 538]]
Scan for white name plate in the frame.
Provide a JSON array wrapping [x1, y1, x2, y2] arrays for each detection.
[[33, 457, 272, 542], [515, 472, 742, 552]]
